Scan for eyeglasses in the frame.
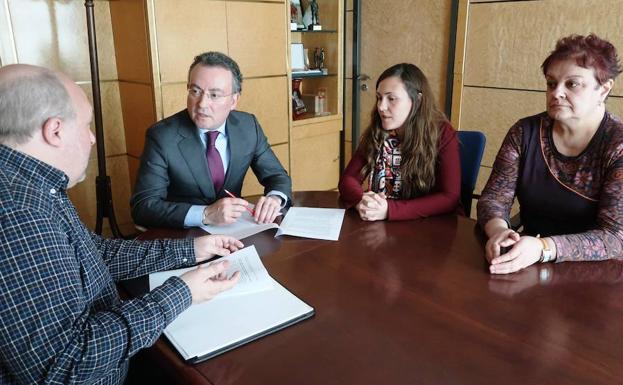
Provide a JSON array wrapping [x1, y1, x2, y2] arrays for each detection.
[[187, 85, 234, 104]]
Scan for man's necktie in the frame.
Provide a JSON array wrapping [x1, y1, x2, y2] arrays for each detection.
[[206, 130, 225, 193]]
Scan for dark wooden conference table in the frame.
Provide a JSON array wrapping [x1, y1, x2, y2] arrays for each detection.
[[134, 191, 623, 385]]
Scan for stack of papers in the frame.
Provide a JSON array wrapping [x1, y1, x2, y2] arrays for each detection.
[[149, 245, 274, 299], [200, 207, 345, 241], [149, 246, 315, 362]]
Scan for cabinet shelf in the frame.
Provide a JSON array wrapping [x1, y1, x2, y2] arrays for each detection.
[[291, 72, 336, 79], [288, 0, 343, 191], [291, 29, 337, 33], [292, 113, 341, 127]]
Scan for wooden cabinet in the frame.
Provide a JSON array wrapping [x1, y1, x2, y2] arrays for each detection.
[[288, 0, 344, 191], [290, 118, 341, 190], [112, 0, 343, 199]]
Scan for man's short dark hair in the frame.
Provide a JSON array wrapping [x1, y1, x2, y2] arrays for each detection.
[[188, 52, 243, 93]]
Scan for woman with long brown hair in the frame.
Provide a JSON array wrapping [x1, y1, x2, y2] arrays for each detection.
[[339, 63, 460, 221]]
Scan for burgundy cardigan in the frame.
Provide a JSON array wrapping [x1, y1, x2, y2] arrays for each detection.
[[339, 121, 460, 221]]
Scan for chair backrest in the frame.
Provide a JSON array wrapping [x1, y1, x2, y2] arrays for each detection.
[[457, 130, 486, 215]]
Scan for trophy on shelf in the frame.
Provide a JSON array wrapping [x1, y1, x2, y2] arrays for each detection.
[[290, 0, 304, 30], [313, 47, 328, 75], [303, 0, 322, 31], [292, 78, 307, 119]]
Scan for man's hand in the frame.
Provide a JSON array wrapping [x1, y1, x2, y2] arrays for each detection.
[[253, 195, 282, 224], [180, 260, 240, 304], [356, 191, 388, 221], [203, 198, 249, 225], [194, 234, 244, 263]]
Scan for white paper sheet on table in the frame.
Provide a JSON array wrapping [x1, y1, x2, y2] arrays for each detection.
[[199, 206, 345, 241], [199, 204, 279, 239], [275, 207, 345, 241]]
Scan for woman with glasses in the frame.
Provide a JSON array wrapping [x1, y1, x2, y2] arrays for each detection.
[[478, 34, 623, 274], [339, 63, 460, 221]]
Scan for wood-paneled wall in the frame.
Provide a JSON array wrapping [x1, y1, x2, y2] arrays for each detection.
[[343, 0, 453, 166], [455, 0, 623, 216], [7, 0, 619, 225], [146, 0, 289, 197], [0, 0, 135, 236], [110, 0, 157, 204]]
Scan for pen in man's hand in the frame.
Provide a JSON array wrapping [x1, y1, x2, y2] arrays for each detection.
[[224, 189, 255, 215]]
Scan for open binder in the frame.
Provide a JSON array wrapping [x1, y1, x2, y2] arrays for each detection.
[[166, 277, 314, 363], [149, 247, 314, 363]]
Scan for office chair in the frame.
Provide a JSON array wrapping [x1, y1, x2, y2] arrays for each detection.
[[457, 130, 486, 215]]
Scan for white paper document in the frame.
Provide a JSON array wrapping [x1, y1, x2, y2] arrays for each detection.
[[199, 206, 345, 241], [199, 206, 279, 240], [148, 245, 314, 363], [276, 207, 345, 241], [149, 245, 274, 299]]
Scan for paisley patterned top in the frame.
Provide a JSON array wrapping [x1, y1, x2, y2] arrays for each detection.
[[477, 111, 623, 262]]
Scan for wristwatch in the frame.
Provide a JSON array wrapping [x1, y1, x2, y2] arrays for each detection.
[[538, 237, 553, 263]]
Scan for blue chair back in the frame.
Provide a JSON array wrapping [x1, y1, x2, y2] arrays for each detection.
[[457, 131, 486, 215]]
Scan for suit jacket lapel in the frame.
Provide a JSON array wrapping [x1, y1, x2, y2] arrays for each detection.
[[177, 112, 215, 199]]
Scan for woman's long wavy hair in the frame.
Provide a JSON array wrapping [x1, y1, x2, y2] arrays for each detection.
[[358, 63, 447, 199]]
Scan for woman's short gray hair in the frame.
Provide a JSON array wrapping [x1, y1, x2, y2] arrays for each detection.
[[0, 68, 75, 145]]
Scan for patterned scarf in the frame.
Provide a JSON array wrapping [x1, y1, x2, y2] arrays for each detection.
[[369, 133, 402, 199]]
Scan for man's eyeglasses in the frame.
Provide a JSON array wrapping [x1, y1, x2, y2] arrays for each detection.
[[187, 85, 234, 104]]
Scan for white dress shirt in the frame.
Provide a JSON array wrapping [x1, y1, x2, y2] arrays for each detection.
[[183, 122, 286, 227]]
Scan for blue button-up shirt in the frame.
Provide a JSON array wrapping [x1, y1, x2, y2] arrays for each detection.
[[0, 145, 196, 385]]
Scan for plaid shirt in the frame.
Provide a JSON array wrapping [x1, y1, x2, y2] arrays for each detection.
[[0, 145, 196, 385]]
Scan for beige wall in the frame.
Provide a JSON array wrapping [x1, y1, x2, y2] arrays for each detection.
[[146, 0, 289, 197], [0, 0, 135, 236], [109, 0, 157, 196], [344, 0, 453, 167], [0, 0, 458, 230], [456, 0, 623, 212], [0, 0, 454, 231], [0, 0, 291, 236]]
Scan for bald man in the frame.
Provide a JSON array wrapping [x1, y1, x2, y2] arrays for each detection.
[[0, 64, 242, 385]]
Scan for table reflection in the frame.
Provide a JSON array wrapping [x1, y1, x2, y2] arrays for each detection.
[[488, 260, 623, 298]]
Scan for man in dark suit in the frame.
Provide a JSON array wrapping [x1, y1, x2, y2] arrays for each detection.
[[131, 52, 291, 228]]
